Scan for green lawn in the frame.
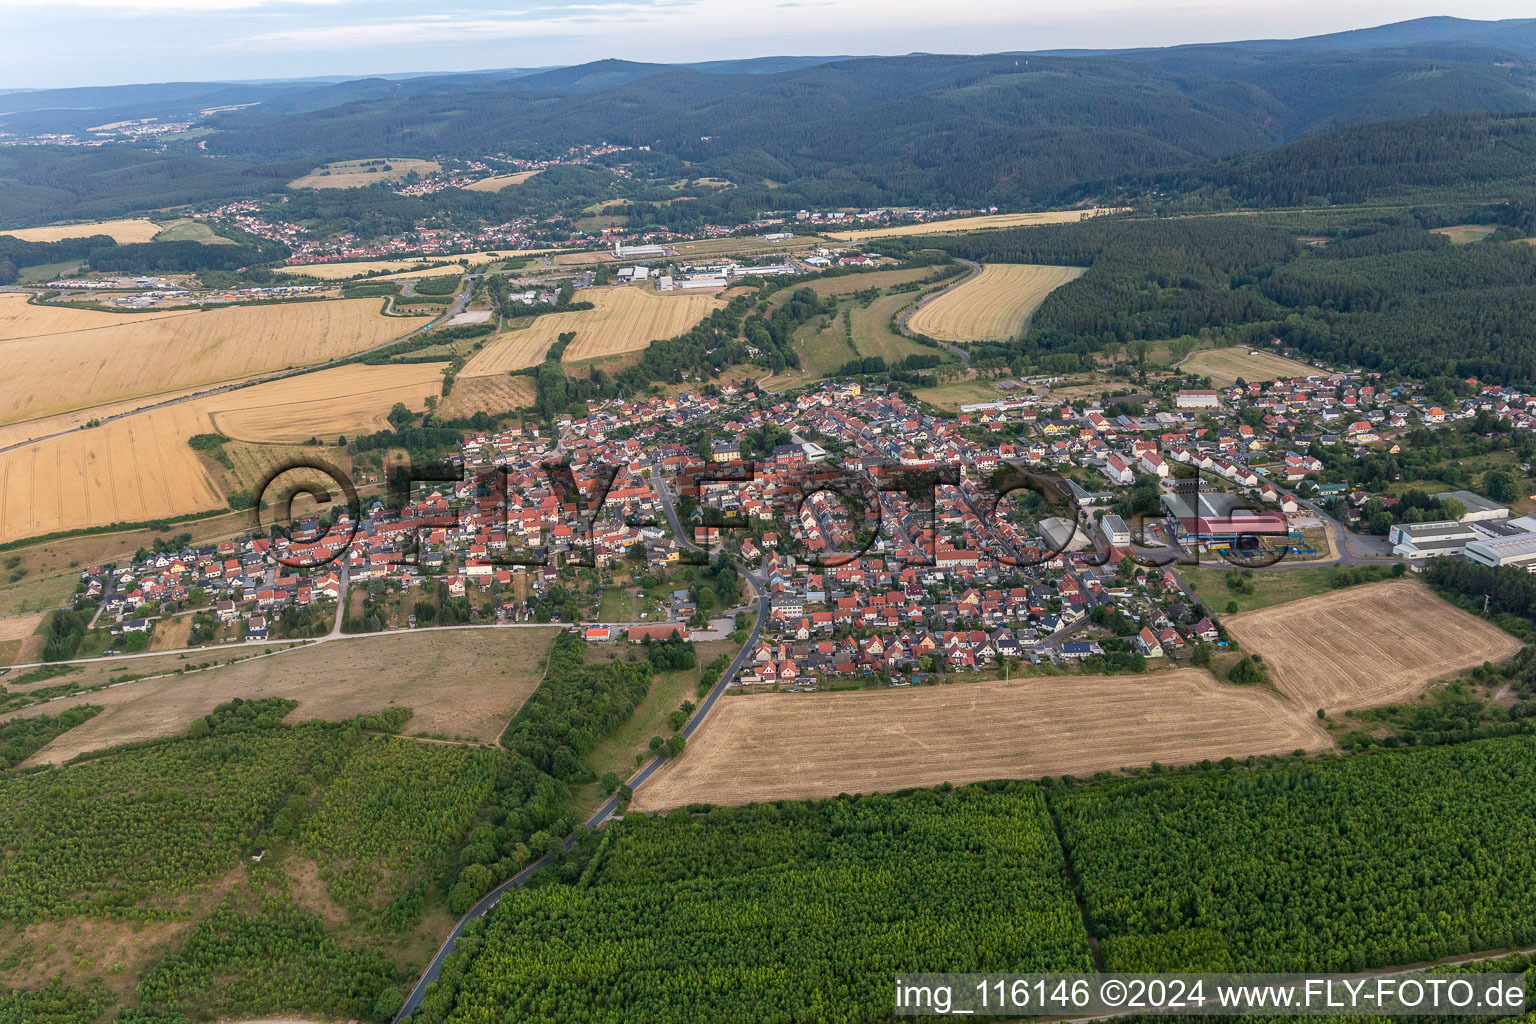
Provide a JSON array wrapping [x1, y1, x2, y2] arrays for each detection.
[[0, 570, 77, 615], [794, 309, 858, 376], [16, 259, 84, 285], [849, 292, 933, 364], [913, 378, 1006, 410], [151, 220, 237, 245], [597, 585, 657, 621], [1180, 564, 1394, 614], [571, 637, 742, 816]]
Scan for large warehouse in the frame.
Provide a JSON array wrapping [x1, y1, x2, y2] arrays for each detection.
[[1464, 533, 1536, 571]]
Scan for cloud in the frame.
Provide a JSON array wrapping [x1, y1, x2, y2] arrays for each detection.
[[235, 1, 700, 50], [0, 0, 352, 10]]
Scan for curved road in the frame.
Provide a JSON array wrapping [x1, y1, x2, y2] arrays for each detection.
[[395, 472, 768, 1022], [0, 274, 479, 457], [895, 257, 979, 367]]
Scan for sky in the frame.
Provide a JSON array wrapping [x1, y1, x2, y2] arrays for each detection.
[[4, 0, 1536, 90]]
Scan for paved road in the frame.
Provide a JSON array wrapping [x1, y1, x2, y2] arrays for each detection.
[[395, 472, 768, 1022], [0, 274, 478, 457], [895, 257, 978, 366]]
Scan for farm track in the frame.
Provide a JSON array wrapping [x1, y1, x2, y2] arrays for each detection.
[[896, 257, 979, 366]]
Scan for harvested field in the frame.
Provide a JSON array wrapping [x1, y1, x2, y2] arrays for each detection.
[[462, 286, 722, 374], [1180, 346, 1317, 386], [912, 379, 1005, 410], [827, 207, 1126, 241], [0, 295, 410, 425], [281, 250, 542, 280], [0, 362, 445, 540], [1222, 579, 1522, 712], [0, 218, 161, 244], [632, 668, 1330, 810], [372, 263, 466, 281], [14, 627, 561, 763], [1432, 224, 1498, 244], [217, 442, 352, 496], [0, 401, 224, 541], [551, 250, 614, 266], [463, 170, 542, 191], [204, 362, 447, 443], [0, 612, 44, 644], [288, 157, 440, 189], [437, 375, 537, 418], [907, 263, 1085, 342]]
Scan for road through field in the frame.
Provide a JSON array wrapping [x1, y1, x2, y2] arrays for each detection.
[[896, 258, 978, 365], [394, 466, 768, 1022]]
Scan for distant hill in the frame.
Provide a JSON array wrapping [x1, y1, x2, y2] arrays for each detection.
[[1222, 15, 1536, 56], [9, 18, 1536, 223]]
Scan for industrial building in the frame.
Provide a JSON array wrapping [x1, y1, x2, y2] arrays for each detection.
[[1434, 490, 1510, 523], [1464, 533, 1536, 571], [1388, 520, 1482, 561], [1099, 514, 1131, 547]]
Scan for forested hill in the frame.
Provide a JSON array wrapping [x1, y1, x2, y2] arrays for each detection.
[[196, 44, 1536, 209], [1099, 112, 1536, 208], [11, 20, 1536, 222]]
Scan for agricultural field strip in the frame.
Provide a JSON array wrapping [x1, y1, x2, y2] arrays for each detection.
[[906, 263, 1085, 342], [632, 669, 1329, 810], [1223, 579, 1522, 710], [462, 286, 724, 373], [0, 361, 447, 539], [0, 295, 420, 427]]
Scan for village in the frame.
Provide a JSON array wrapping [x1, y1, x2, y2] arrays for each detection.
[[76, 349, 1536, 688]]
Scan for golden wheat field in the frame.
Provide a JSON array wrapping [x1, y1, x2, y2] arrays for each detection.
[[281, 250, 544, 279], [633, 669, 1331, 811], [906, 263, 1085, 342], [826, 207, 1127, 242], [0, 218, 162, 244], [0, 402, 223, 541], [438, 375, 537, 418], [462, 170, 543, 192], [287, 157, 441, 189], [0, 362, 446, 540], [0, 295, 411, 425], [206, 362, 447, 443], [371, 263, 467, 281], [462, 286, 724, 374]]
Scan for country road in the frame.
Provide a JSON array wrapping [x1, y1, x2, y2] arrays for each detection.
[[394, 469, 769, 1022], [895, 256, 979, 366], [1, 616, 643, 673], [0, 273, 479, 457]]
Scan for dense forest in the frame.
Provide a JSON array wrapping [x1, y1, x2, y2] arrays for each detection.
[[499, 632, 654, 782], [1052, 735, 1536, 971], [416, 782, 1090, 1024], [403, 732, 1536, 1021], [0, 692, 584, 1023]]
